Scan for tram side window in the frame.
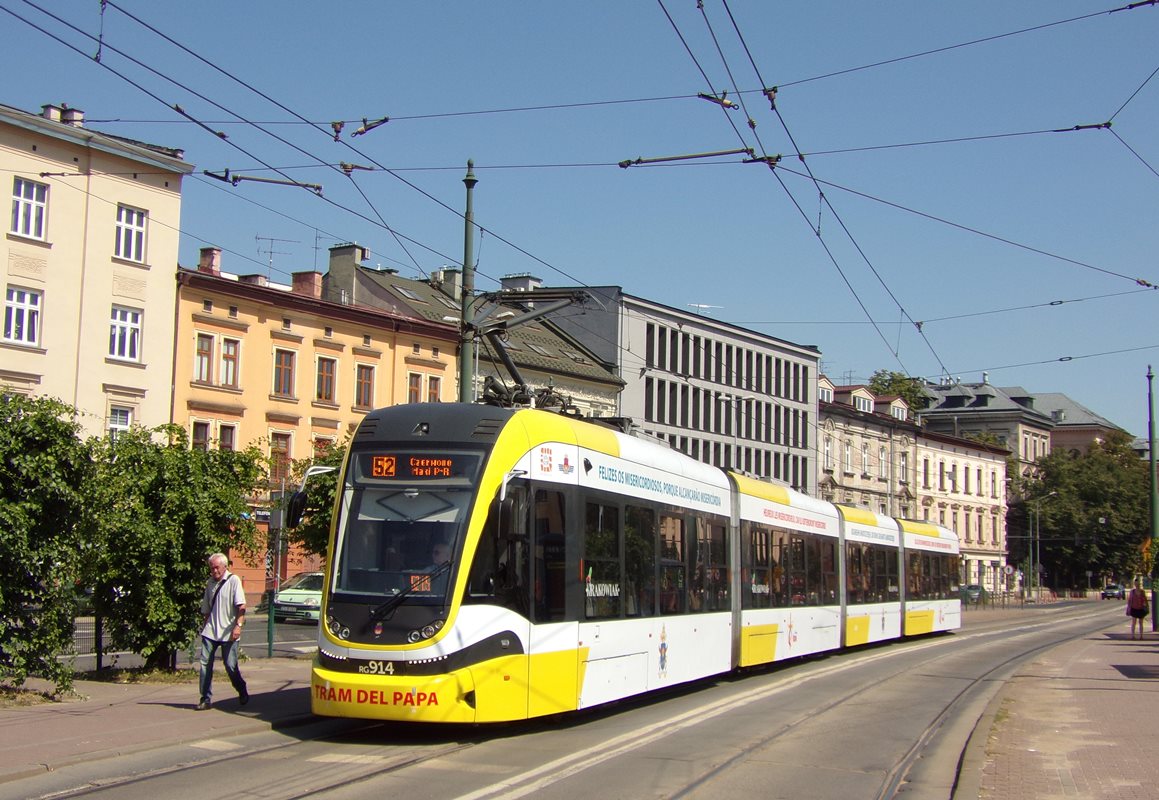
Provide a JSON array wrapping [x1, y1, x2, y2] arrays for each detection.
[[820, 537, 837, 605], [658, 514, 686, 614], [846, 543, 869, 604], [534, 489, 567, 623], [691, 516, 729, 612], [906, 552, 922, 600], [584, 502, 621, 619], [874, 545, 900, 601], [625, 505, 657, 617], [770, 528, 790, 606], [467, 483, 531, 617], [742, 523, 772, 609]]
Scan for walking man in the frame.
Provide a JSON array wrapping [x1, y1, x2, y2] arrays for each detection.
[[198, 553, 249, 710]]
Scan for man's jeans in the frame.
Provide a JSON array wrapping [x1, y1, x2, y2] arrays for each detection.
[[198, 635, 246, 703]]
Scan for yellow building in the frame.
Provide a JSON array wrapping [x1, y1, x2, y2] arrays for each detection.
[[1, 103, 191, 436], [174, 248, 459, 599]]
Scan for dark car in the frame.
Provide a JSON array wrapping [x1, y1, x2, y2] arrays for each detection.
[[1102, 584, 1125, 600], [965, 584, 983, 603]]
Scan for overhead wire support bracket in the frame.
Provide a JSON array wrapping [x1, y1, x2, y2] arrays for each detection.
[[619, 147, 754, 169], [1052, 121, 1112, 133], [351, 115, 389, 137], [698, 91, 737, 109], [230, 174, 323, 195], [340, 162, 374, 176], [202, 168, 232, 183], [764, 86, 778, 110], [744, 154, 782, 170]]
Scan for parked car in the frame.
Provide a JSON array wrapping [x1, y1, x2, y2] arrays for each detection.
[[272, 572, 324, 622], [964, 584, 983, 603], [1102, 583, 1125, 600]]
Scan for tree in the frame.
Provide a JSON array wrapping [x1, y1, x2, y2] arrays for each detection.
[[867, 370, 927, 412], [1030, 431, 1149, 589], [0, 395, 93, 693], [283, 438, 347, 557], [86, 425, 266, 670]]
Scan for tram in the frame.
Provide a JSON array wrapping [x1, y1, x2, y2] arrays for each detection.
[[293, 403, 960, 723]]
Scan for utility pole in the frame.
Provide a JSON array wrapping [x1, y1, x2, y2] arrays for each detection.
[[459, 161, 477, 403], [1149, 366, 1157, 629]]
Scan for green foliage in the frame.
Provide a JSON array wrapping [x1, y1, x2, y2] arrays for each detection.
[[0, 395, 92, 693], [86, 425, 266, 669], [867, 370, 927, 412], [283, 439, 347, 558], [1030, 430, 1149, 587]]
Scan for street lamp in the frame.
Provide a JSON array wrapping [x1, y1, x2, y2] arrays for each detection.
[[1031, 490, 1058, 603]]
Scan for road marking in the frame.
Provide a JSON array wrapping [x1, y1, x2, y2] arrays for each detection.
[[190, 739, 243, 752], [309, 753, 389, 764]]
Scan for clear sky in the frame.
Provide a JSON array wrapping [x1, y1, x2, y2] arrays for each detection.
[[4, 1, 1156, 437]]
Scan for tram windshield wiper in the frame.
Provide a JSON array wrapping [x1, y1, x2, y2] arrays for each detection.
[[370, 560, 452, 620]]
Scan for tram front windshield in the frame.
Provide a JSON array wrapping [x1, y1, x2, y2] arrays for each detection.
[[333, 449, 482, 602]]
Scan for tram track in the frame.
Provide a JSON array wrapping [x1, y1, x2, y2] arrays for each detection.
[[18, 606, 1114, 800]]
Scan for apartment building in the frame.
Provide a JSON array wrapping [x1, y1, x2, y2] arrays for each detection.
[[175, 247, 459, 598], [2, 102, 192, 437], [540, 284, 821, 491], [817, 377, 917, 518]]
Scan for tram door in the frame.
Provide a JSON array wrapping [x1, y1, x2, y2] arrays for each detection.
[[527, 487, 578, 717]]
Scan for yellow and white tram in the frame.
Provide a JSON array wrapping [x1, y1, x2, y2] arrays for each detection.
[[299, 403, 960, 723]]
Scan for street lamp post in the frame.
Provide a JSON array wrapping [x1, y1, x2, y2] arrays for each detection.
[[1032, 491, 1058, 604]]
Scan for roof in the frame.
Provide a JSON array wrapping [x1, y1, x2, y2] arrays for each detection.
[[353, 268, 622, 386], [1026, 392, 1123, 431]]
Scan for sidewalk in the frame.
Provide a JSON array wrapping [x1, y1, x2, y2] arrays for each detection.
[[0, 654, 314, 784], [960, 605, 1159, 799]]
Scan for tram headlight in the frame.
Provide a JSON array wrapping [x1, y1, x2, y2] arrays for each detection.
[[408, 630, 422, 643], [410, 618, 445, 642], [327, 616, 342, 636], [421, 624, 437, 639]]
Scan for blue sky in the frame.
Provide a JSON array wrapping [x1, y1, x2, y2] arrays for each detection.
[[4, 1, 1157, 436]]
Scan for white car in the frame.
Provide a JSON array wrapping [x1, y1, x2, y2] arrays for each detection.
[[273, 572, 324, 623]]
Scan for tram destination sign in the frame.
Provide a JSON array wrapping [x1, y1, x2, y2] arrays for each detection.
[[357, 451, 481, 481]]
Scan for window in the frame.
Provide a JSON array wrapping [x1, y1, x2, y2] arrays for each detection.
[[854, 395, 872, 413], [824, 436, 833, 470], [114, 204, 147, 262], [270, 432, 291, 485], [899, 452, 909, 483], [818, 386, 833, 403], [843, 442, 852, 473], [861, 442, 869, 475], [4, 286, 40, 346], [408, 373, 422, 403], [355, 364, 374, 408], [427, 375, 441, 403], [108, 406, 132, 440], [219, 424, 236, 452], [11, 178, 47, 240], [220, 339, 239, 388], [109, 306, 142, 361], [316, 356, 337, 403], [194, 334, 213, 382], [273, 349, 295, 396], [879, 446, 887, 479], [192, 421, 210, 451], [585, 502, 621, 619]]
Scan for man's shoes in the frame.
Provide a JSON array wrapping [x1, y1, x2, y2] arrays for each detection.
[[238, 688, 249, 706], [196, 700, 211, 711]]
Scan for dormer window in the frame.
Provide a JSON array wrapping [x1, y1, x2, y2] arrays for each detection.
[[854, 396, 872, 413], [819, 386, 833, 403]]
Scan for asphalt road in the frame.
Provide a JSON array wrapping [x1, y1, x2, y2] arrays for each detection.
[[31, 603, 1117, 800]]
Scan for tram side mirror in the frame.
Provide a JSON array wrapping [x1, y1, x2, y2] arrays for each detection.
[[498, 496, 518, 541], [285, 490, 308, 529]]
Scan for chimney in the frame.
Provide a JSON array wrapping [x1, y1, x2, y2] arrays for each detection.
[[41, 104, 63, 123], [500, 273, 543, 292], [325, 242, 367, 305], [292, 271, 323, 298], [238, 274, 268, 287], [198, 247, 222, 276], [432, 268, 462, 302], [61, 106, 84, 127]]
